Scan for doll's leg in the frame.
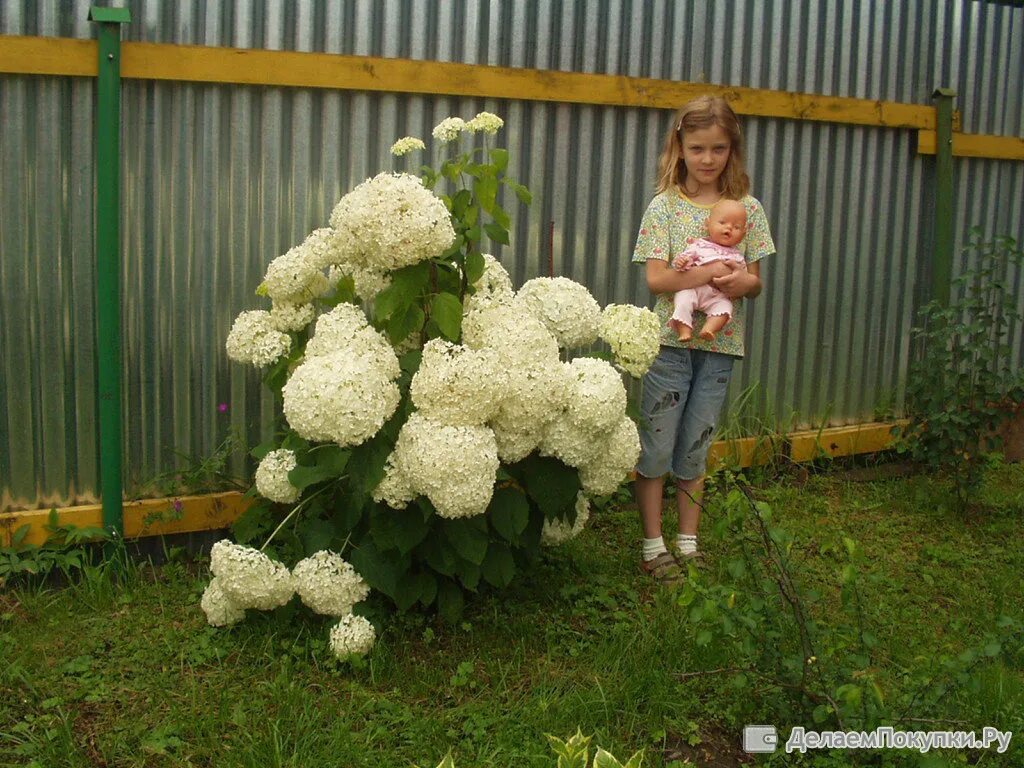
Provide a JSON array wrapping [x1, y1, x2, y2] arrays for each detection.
[[669, 289, 698, 341], [696, 293, 734, 341]]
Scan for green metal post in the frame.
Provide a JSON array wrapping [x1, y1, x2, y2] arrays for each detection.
[[932, 88, 956, 307], [89, 6, 131, 542]]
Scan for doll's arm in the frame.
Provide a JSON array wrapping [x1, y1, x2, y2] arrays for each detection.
[[647, 258, 731, 295]]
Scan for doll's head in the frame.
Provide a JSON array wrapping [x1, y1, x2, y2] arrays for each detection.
[[706, 199, 747, 247]]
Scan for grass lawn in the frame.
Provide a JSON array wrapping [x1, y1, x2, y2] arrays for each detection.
[[2, 460, 1023, 767]]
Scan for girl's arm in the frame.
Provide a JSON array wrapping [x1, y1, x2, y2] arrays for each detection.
[[646, 258, 731, 294], [712, 261, 762, 298]]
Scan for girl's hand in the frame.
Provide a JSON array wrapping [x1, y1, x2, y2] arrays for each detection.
[[712, 261, 761, 298]]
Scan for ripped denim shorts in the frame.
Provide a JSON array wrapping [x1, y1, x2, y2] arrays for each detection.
[[635, 346, 735, 481]]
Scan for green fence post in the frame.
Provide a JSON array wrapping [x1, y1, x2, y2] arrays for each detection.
[[89, 6, 131, 544], [932, 87, 956, 307]]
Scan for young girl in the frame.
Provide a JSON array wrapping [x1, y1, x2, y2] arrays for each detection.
[[631, 95, 775, 584]]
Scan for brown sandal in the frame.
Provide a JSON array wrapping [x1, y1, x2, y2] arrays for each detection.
[[674, 550, 706, 569], [641, 551, 685, 586]]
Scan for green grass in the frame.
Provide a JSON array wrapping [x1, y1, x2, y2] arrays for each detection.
[[2, 462, 1024, 767]]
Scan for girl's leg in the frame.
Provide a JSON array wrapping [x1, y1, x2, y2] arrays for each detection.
[[671, 350, 735, 554], [635, 474, 666, 538]]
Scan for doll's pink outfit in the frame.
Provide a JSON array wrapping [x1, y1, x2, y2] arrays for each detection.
[[669, 238, 746, 331]]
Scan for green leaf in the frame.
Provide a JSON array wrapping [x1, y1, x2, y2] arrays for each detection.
[[451, 188, 473, 217], [517, 455, 580, 519], [374, 262, 430, 322], [491, 204, 511, 231], [443, 517, 489, 565], [481, 544, 516, 587], [465, 250, 486, 285], [484, 222, 510, 245], [387, 303, 426, 345], [489, 148, 509, 172], [393, 573, 422, 611], [474, 175, 498, 213], [437, 578, 465, 622], [370, 503, 432, 555], [417, 571, 438, 607], [250, 438, 278, 461], [11, 524, 30, 547], [231, 501, 274, 545], [507, 180, 532, 205], [488, 486, 530, 542], [288, 446, 351, 490], [349, 540, 406, 601], [430, 292, 463, 341], [300, 517, 341, 556]]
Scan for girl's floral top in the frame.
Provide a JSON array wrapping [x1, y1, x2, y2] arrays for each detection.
[[631, 191, 775, 358]]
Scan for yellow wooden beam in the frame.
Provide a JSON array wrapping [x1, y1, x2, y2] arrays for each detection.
[[789, 421, 907, 463], [918, 129, 1024, 161], [0, 34, 933, 130], [0, 492, 252, 548]]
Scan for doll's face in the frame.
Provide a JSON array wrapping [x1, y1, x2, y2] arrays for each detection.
[[706, 201, 747, 247]]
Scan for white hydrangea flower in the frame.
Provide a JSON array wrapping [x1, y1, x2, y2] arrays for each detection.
[[329, 613, 376, 658], [432, 116, 467, 142], [303, 303, 401, 380], [269, 301, 316, 333], [490, 424, 543, 464], [262, 243, 323, 304], [541, 492, 591, 546], [599, 304, 661, 378], [372, 454, 417, 509], [564, 357, 627, 434], [226, 310, 292, 367], [462, 302, 560, 368], [539, 410, 602, 469], [490, 359, 571, 440], [514, 277, 601, 349], [393, 413, 499, 519], [300, 227, 346, 270], [464, 253, 514, 314], [390, 136, 426, 156], [200, 577, 246, 627], [410, 339, 502, 426], [209, 540, 295, 611], [577, 416, 641, 497], [329, 173, 455, 274], [465, 111, 504, 135], [292, 551, 370, 617], [254, 449, 301, 504], [283, 350, 400, 447]]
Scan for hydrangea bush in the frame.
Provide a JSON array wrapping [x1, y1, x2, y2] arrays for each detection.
[[209, 114, 660, 657]]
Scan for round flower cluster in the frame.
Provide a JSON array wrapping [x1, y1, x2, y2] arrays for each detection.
[[200, 577, 246, 627], [541, 492, 591, 546], [254, 449, 301, 504], [390, 136, 426, 156], [329, 613, 376, 658], [563, 357, 627, 434], [410, 339, 502, 426], [466, 111, 504, 135], [386, 413, 499, 518], [226, 310, 291, 367], [292, 550, 370, 616], [432, 116, 467, 142], [304, 304, 400, 380], [514, 277, 601, 349], [298, 227, 345, 272], [465, 254, 514, 314], [269, 301, 316, 333], [209, 540, 294, 611], [283, 348, 400, 447], [262, 242, 327, 304], [577, 416, 641, 497], [599, 304, 661, 378], [329, 172, 455, 274]]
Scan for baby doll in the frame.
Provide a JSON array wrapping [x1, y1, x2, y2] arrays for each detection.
[[668, 199, 748, 342]]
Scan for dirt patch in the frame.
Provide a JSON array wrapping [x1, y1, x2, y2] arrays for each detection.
[[72, 702, 109, 767], [663, 723, 755, 767]]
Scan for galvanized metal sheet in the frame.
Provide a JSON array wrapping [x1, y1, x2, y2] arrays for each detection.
[[2, 0, 1023, 509]]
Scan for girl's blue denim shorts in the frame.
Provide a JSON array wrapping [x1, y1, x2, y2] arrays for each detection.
[[636, 346, 735, 481]]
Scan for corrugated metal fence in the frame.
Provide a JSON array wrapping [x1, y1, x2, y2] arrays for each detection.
[[2, 0, 1022, 510]]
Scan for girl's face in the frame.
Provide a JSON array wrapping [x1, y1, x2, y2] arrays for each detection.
[[681, 124, 731, 187]]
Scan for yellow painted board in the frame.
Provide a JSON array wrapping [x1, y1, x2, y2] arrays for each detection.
[[789, 421, 906, 463], [0, 35, 96, 76], [918, 130, 1024, 161], [0, 492, 252, 548], [1, 35, 933, 129]]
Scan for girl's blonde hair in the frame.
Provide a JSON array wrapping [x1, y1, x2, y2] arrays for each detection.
[[656, 95, 751, 199]]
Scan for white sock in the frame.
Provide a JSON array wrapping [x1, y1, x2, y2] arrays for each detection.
[[642, 537, 668, 562], [676, 534, 698, 555]]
